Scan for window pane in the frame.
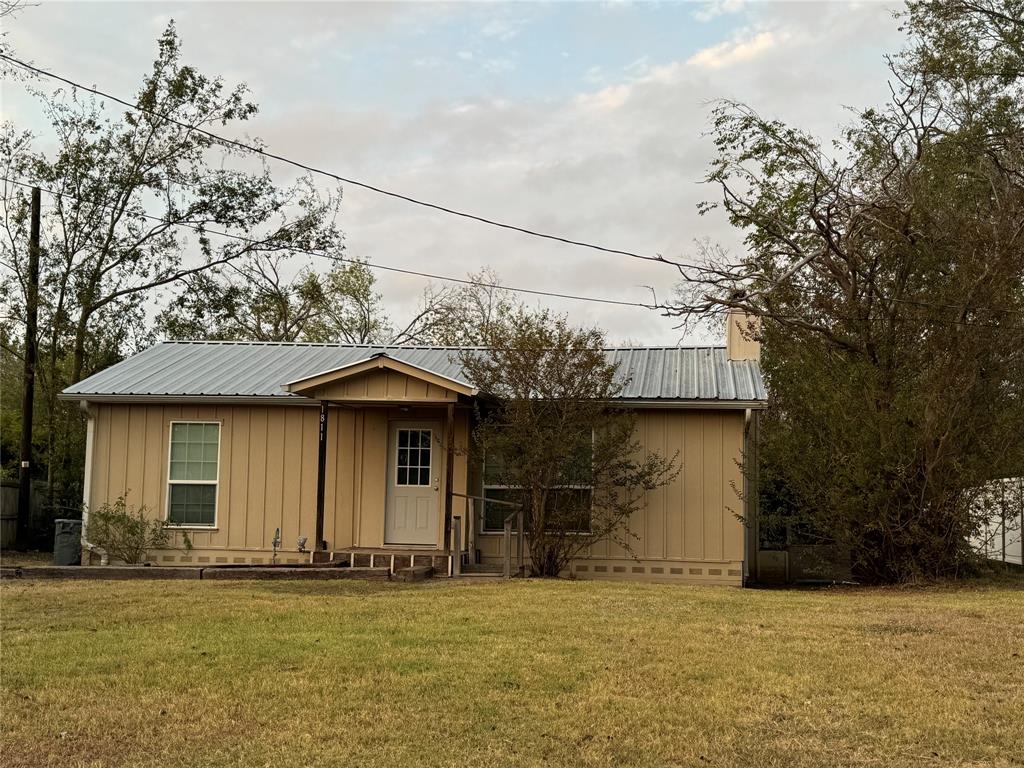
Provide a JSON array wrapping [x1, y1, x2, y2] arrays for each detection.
[[397, 467, 408, 485], [483, 452, 507, 485], [398, 430, 409, 448], [170, 423, 219, 481], [168, 484, 215, 525], [563, 436, 594, 485], [549, 488, 592, 532], [398, 448, 408, 466], [419, 430, 431, 447], [419, 468, 430, 486], [483, 488, 520, 531]]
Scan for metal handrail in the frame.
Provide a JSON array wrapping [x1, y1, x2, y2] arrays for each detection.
[[450, 491, 523, 579], [450, 491, 519, 507]]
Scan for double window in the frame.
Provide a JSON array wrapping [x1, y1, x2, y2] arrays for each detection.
[[167, 422, 220, 527], [480, 442, 594, 534]]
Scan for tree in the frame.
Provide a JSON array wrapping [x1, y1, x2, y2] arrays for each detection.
[[0, 23, 344, 509], [392, 267, 521, 346], [156, 257, 389, 343], [461, 310, 678, 576], [666, 1, 1024, 581], [309, 259, 391, 344]]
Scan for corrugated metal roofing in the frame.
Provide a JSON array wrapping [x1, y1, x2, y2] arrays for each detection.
[[62, 341, 766, 403]]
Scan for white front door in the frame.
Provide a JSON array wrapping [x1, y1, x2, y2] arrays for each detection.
[[384, 422, 441, 545]]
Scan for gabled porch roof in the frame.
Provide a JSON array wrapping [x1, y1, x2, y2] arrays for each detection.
[[283, 353, 479, 398]]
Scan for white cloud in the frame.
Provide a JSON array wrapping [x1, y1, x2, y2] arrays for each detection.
[[687, 30, 780, 70], [693, 0, 746, 23], [574, 83, 631, 111], [5, 0, 905, 345], [289, 28, 337, 51], [482, 57, 515, 74], [480, 17, 529, 41]]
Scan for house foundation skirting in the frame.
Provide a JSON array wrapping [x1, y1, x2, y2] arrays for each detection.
[[477, 554, 744, 585], [97, 547, 317, 567], [570, 558, 743, 585]]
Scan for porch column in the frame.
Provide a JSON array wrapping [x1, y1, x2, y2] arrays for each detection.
[[315, 401, 329, 550], [443, 402, 455, 553]]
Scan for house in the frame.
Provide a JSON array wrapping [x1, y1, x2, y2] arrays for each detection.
[[971, 476, 1024, 566], [60, 312, 766, 585]]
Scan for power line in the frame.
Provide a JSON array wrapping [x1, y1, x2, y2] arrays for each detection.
[[3, 48, 1021, 325], [0, 176, 658, 310], [6, 177, 1022, 331], [0, 52, 673, 266]]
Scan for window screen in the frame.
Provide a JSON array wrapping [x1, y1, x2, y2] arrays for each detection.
[[167, 422, 219, 526]]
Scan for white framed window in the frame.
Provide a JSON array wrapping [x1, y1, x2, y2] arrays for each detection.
[[395, 428, 433, 486], [166, 421, 220, 527]]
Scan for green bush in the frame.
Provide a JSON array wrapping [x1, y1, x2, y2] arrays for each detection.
[[86, 497, 190, 564]]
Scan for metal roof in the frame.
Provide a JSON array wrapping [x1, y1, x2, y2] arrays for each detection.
[[62, 341, 766, 404]]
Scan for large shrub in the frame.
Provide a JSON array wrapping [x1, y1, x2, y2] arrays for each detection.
[[86, 497, 188, 564]]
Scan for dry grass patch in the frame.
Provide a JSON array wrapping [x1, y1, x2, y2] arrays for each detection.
[[1, 577, 1022, 767]]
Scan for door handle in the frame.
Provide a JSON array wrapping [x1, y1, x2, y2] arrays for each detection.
[[433, 477, 439, 490]]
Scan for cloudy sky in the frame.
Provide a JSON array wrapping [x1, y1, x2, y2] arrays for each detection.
[[3, 0, 904, 344]]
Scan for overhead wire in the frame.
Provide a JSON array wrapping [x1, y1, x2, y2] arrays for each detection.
[[0, 52, 672, 266], [2, 53, 1021, 327], [0, 176, 658, 310]]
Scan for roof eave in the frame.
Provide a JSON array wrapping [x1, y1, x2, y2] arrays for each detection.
[[61, 393, 767, 409]]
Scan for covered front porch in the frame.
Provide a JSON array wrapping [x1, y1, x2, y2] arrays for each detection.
[[286, 352, 480, 571]]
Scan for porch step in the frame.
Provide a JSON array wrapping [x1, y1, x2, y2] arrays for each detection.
[[460, 561, 503, 573], [328, 549, 455, 576], [394, 565, 434, 583]]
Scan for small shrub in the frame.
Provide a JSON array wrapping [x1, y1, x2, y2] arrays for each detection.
[[86, 497, 190, 564]]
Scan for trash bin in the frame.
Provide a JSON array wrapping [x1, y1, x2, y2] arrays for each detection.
[[53, 519, 83, 566]]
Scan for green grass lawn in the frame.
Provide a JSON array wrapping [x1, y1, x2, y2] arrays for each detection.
[[2, 576, 1022, 768]]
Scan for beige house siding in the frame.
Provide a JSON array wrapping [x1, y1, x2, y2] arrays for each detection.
[[86, 401, 471, 564], [474, 409, 747, 585], [85, 401, 745, 584], [309, 369, 460, 403]]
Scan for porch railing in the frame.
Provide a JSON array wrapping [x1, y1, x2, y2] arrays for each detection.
[[451, 491, 524, 579]]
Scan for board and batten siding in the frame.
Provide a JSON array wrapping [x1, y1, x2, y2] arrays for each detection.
[[309, 368, 460, 402], [475, 409, 747, 585], [85, 402, 470, 564]]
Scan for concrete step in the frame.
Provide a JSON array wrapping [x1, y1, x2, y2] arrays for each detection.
[[462, 564, 505, 575], [394, 565, 433, 583]]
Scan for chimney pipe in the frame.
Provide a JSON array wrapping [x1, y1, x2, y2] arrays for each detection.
[[726, 307, 761, 361]]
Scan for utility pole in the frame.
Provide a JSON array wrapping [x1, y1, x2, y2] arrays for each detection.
[[16, 186, 41, 550]]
